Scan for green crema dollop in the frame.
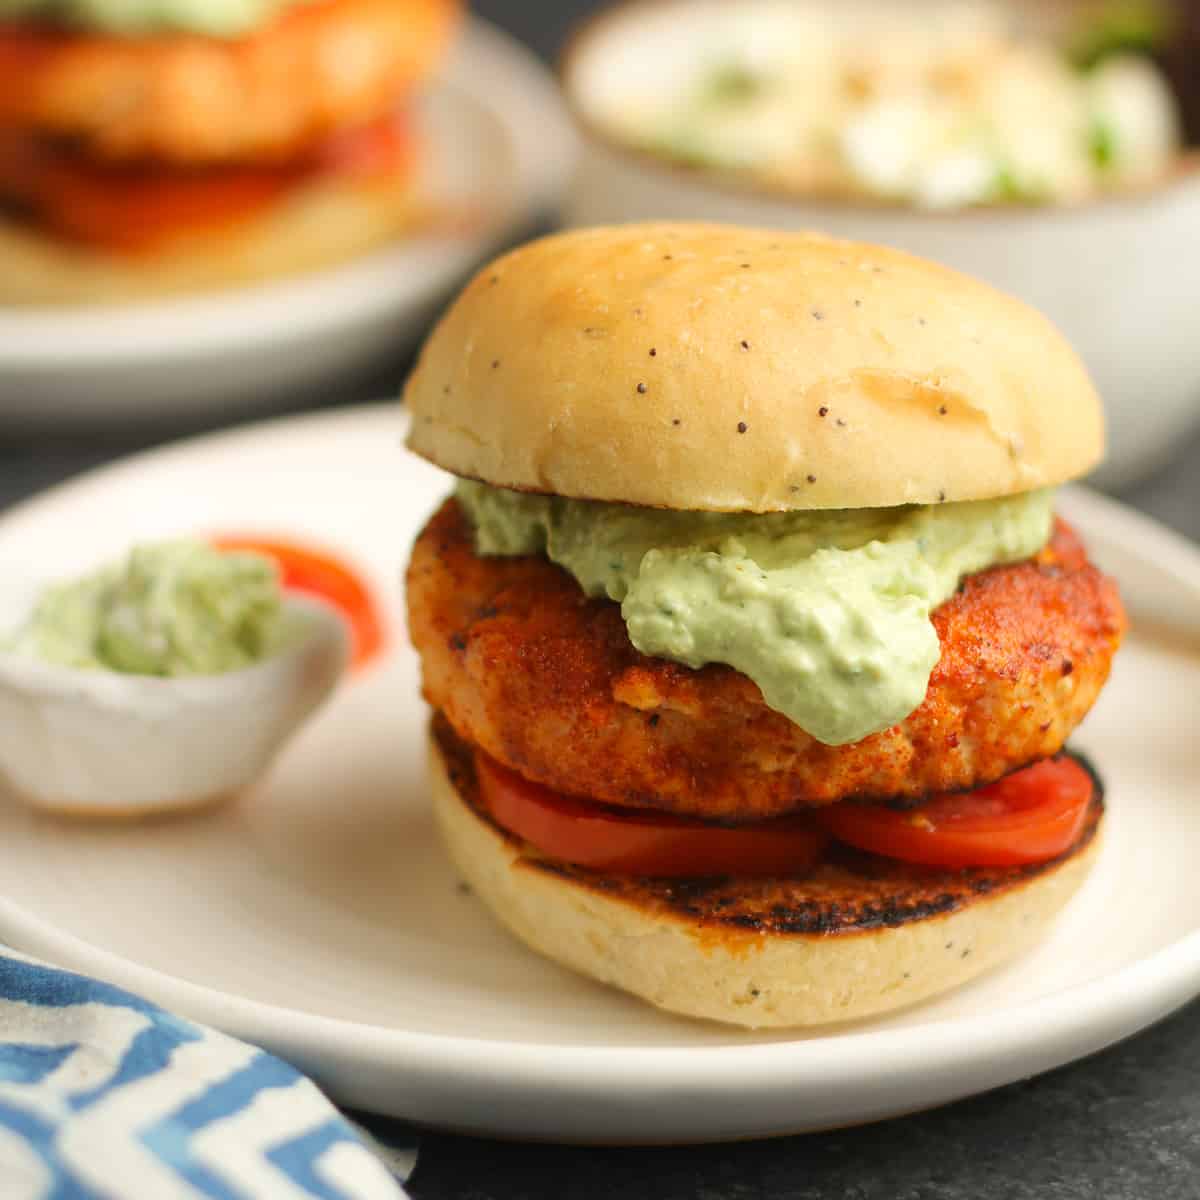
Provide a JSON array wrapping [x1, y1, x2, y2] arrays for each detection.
[[0, 0, 306, 36], [4, 540, 293, 676], [455, 481, 1056, 746]]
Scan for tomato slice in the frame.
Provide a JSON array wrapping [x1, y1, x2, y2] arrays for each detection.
[[316, 109, 416, 180], [816, 757, 1094, 868], [475, 751, 830, 878], [35, 161, 292, 252], [0, 111, 414, 252], [212, 535, 385, 669], [476, 752, 1094, 877]]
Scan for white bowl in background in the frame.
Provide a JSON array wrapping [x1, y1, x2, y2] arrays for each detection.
[[561, 0, 1200, 489]]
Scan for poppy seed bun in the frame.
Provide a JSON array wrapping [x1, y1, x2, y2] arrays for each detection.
[[429, 729, 1104, 1028], [404, 223, 1104, 511]]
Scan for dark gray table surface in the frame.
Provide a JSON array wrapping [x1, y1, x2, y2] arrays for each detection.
[[3, 4, 1199, 1197]]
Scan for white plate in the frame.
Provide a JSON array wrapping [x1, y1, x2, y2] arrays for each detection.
[[0, 20, 576, 425], [0, 406, 1197, 1144]]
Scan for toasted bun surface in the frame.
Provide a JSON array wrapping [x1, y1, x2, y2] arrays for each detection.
[[405, 223, 1104, 511], [0, 166, 425, 306], [429, 727, 1103, 1028]]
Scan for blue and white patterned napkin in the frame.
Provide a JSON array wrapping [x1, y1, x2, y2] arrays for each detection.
[[0, 951, 417, 1199]]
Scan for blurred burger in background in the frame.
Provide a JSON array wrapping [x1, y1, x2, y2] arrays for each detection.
[[0, 0, 460, 304]]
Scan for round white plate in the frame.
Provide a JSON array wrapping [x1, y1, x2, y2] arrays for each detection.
[[0, 406, 1197, 1144], [0, 20, 576, 425]]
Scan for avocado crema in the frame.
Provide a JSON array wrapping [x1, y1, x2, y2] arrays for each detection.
[[456, 481, 1056, 746], [4, 540, 292, 677], [0, 0, 305, 35]]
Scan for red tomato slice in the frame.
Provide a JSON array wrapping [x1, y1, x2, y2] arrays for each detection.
[[0, 111, 414, 252], [816, 757, 1094, 868], [212, 536, 385, 670], [316, 110, 416, 180], [39, 163, 290, 252], [475, 751, 830, 879]]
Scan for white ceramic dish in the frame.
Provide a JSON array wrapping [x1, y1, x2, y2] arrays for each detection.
[[0, 406, 1197, 1143], [561, 0, 1200, 489], [0, 19, 576, 426], [0, 594, 347, 816]]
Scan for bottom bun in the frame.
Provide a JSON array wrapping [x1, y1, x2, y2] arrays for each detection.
[[429, 723, 1104, 1029], [0, 168, 425, 306]]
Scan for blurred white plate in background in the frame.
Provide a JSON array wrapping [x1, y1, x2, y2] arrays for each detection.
[[0, 20, 575, 426], [0, 406, 1197, 1143]]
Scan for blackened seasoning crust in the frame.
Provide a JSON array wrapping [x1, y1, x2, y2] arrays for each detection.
[[407, 501, 1124, 820]]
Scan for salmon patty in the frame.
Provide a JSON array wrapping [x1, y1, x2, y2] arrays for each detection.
[[407, 498, 1126, 822], [0, 0, 458, 164]]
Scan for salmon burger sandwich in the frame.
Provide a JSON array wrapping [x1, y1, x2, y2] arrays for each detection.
[[403, 223, 1126, 1028], [0, 0, 459, 303]]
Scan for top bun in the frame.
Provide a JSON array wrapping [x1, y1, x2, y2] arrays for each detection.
[[404, 223, 1103, 511]]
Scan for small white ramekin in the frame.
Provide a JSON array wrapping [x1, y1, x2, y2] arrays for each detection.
[[0, 595, 349, 817]]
